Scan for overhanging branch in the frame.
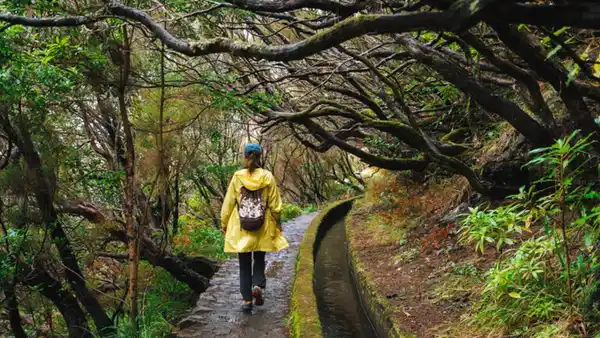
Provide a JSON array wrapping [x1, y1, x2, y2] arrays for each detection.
[[0, 12, 107, 27], [5, 1, 599, 62]]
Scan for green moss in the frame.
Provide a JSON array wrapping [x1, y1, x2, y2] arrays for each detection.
[[440, 128, 468, 142], [392, 248, 419, 264], [289, 197, 359, 338]]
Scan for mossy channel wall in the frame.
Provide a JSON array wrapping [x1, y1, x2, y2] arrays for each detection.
[[346, 212, 410, 338], [289, 198, 355, 337], [291, 197, 404, 338]]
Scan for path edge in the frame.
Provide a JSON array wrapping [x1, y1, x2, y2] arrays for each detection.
[[289, 197, 359, 338], [346, 197, 413, 338]]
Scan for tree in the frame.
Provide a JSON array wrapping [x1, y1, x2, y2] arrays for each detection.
[[3, 1, 600, 196], [4, 0, 600, 336]]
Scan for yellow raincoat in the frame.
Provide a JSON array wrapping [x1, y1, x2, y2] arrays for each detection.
[[221, 168, 289, 253]]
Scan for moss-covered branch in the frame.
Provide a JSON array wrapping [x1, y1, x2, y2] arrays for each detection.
[[4, 1, 600, 62]]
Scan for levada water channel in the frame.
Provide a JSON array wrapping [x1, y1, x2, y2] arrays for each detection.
[[313, 206, 378, 338]]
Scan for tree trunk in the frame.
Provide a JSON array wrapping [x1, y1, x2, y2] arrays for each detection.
[[492, 24, 600, 151], [0, 114, 114, 335], [139, 235, 217, 292], [108, 230, 218, 292], [117, 26, 139, 334], [173, 173, 180, 235], [2, 282, 27, 338], [397, 34, 554, 148], [144, 253, 212, 293], [459, 31, 557, 130], [23, 264, 92, 338]]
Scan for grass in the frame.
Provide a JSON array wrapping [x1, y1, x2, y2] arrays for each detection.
[[428, 273, 482, 304], [392, 248, 420, 264], [115, 263, 195, 337]]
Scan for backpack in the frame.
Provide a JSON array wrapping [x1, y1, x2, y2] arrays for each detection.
[[238, 186, 266, 231]]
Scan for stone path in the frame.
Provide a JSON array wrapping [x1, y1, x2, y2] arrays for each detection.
[[176, 213, 316, 338]]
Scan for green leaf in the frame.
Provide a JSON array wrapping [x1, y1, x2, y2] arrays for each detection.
[[508, 292, 521, 299], [545, 45, 562, 60], [584, 232, 594, 248], [566, 63, 581, 86], [529, 146, 551, 155]]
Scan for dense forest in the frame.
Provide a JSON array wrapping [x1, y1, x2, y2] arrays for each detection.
[[2, 0, 600, 337]]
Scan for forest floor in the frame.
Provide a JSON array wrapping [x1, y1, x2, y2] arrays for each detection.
[[175, 212, 316, 338], [347, 173, 500, 337]]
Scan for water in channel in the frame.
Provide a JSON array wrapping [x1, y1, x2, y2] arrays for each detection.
[[314, 218, 378, 338]]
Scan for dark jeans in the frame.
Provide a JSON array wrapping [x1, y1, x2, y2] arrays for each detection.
[[238, 251, 266, 301]]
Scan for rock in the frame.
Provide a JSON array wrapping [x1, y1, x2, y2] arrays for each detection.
[[192, 306, 213, 314], [425, 277, 440, 287], [178, 315, 205, 329], [439, 202, 469, 224]]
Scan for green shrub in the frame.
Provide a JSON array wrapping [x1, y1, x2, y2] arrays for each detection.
[[303, 204, 318, 213], [281, 204, 302, 222], [466, 236, 578, 335], [116, 265, 194, 337], [461, 131, 600, 336], [174, 214, 231, 260], [459, 203, 528, 254]]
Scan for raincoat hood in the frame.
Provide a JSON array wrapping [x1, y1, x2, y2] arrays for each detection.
[[235, 168, 273, 191]]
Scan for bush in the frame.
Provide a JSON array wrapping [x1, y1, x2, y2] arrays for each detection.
[[281, 204, 302, 222], [303, 204, 318, 213], [459, 203, 528, 254], [173, 214, 231, 261], [460, 131, 600, 336]]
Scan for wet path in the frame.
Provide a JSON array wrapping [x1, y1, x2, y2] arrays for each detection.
[[177, 213, 317, 338]]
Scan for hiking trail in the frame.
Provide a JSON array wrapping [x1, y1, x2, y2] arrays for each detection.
[[177, 212, 317, 338]]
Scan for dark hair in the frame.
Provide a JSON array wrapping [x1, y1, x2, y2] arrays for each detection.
[[245, 151, 261, 172]]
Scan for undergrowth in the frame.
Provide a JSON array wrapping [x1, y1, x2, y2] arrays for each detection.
[[115, 264, 194, 337], [281, 204, 302, 222], [302, 203, 318, 213], [114, 213, 232, 337], [174, 214, 230, 261], [458, 131, 600, 337]]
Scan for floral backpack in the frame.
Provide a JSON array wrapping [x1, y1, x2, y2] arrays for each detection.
[[238, 186, 266, 231]]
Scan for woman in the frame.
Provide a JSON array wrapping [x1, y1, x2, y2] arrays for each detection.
[[221, 143, 289, 312]]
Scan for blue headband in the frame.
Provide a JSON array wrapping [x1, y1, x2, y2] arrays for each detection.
[[244, 143, 261, 157]]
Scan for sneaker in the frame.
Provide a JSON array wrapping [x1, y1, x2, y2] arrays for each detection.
[[252, 286, 264, 306], [241, 301, 253, 312]]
